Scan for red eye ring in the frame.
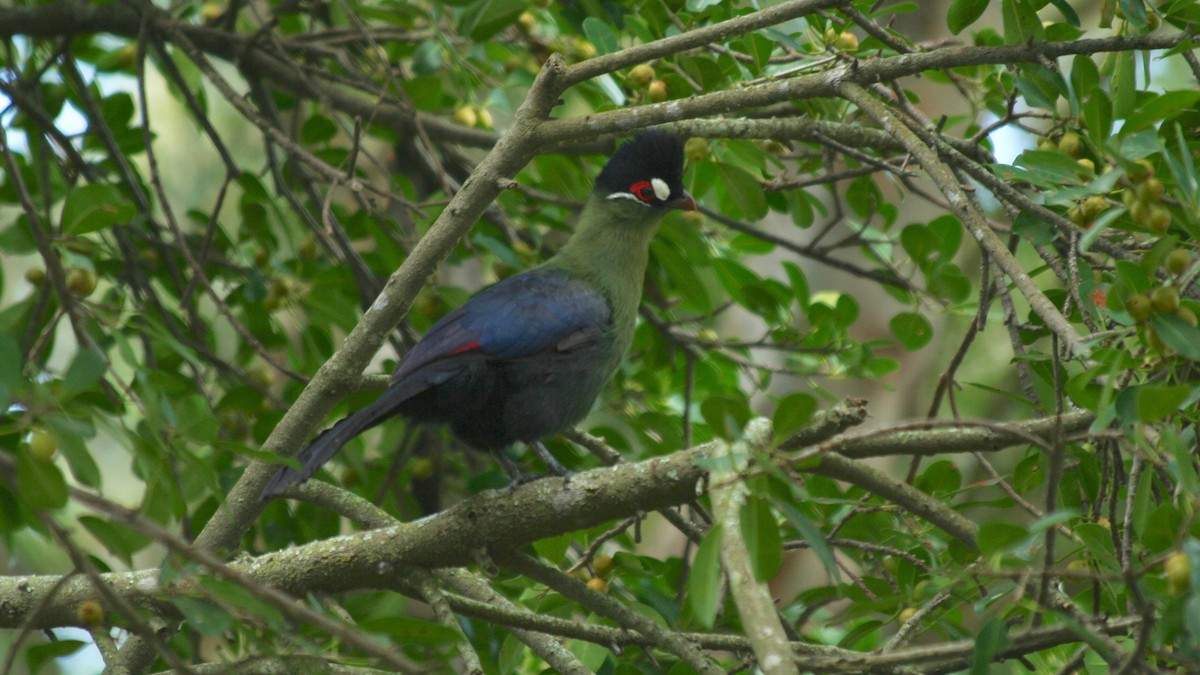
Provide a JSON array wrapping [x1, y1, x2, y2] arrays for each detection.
[[629, 180, 655, 203]]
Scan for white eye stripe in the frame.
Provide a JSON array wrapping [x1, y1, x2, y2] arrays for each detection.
[[651, 178, 671, 201], [606, 191, 648, 205]]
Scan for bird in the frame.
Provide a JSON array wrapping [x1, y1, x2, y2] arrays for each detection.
[[261, 130, 695, 500]]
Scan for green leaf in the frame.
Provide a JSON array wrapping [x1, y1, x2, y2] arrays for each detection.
[[970, 617, 1009, 675], [926, 262, 971, 302], [1152, 314, 1200, 361], [1016, 149, 1090, 184], [1122, 91, 1200, 137], [1070, 55, 1099, 103], [1118, 0, 1149, 29], [45, 415, 101, 488], [1001, 0, 1043, 43], [901, 223, 937, 269], [26, 640, 88, 674], [582, 17, 618, 55], [1082, 89, 1113, 141], [1013, 210, 1058, 245], [701, 395, 750, 440], [740, 33, 775, 72], [458, 0, 525, 41], [300, 115, 337, 144], [0, 334, 21, 393], [1135, 384, 1195, 423], [79, 516, 152, 567], [741, 495, 783, 582], [890, 312, 932, 350], [411, 41, 443, 76], [713, 163, 767, 221], [928, 215, 963, 260], [774, 499, 840, 581], [17, 449, 68, 510], [360, 615, 462, 643], [978, 521, 1026, 556], [62, 349, 106, 396], [1112, 50, 1136, 117], [60, 184, 135, 235], [687, 526, 723, 628], [171, 597, 233, 637], [712, 258, 759, 308], [1047, 0, 1081, 27], [772, 393, 816, 441], [947, 0, 989, 34]]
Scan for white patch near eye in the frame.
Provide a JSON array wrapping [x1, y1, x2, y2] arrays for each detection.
[[651, 178, 671, 201], [607, 191, 648, 205]]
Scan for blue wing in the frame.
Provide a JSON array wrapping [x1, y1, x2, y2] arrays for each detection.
[[390, 267, 611, 383]]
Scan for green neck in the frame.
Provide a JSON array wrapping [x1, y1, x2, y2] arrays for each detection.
[[547, 195, 665, 325]]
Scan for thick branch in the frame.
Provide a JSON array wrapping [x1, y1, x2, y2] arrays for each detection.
[[711, 419, 799, 675], [0, 409, 1098, 629], [837, 82, 1088, 357]]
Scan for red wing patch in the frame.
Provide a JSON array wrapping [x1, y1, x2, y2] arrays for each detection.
[[450, 341, 481, 355]]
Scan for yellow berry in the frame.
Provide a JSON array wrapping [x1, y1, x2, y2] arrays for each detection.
[[1152, 287, 1181, 314], [1166, 249, 1191, 276], [475, 107, 493, 129], [1166, 551, 1192, 595], [453, 105, 478, 128], [1136, 177, 1164, 203], [248, 364, 275, 389], [29, 428, 58, 462], [1146, 204, 1171, 233], [76, 600, 104, 626], [1130, 159, 1155, 181], [1068, 204, 1089, 226], [1176, 307, 1198, 327], [834, 32, 859, 51], [684, 138, 709, 163], [24, 267, 45, 284], [1037, 138, 1058, 152], [516, 12, 536, 34], [1127, 294, 1153, 323], [574, 40, 597, 60], [898, 607, 917, 623], [1083, 195, 1108, 219], [200, 3, 222, 21], [114, 44, 136, 69], [1057, 132, 1084, 158], [411, 458, 435, 480], [647, 80, 668, 102], [586, 577, 608, 593], [593, 554, 615, 578], [66, 268, 98, 296], [1076, 158, 1095, 176], [629, 64, 655, 88]]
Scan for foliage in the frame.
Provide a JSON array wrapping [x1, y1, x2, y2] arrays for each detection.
[[0, 0, 1199, 672]]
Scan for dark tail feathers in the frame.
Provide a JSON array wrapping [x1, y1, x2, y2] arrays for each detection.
[[259, 380, 423, 501]]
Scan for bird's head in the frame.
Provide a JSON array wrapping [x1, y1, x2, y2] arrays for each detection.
[[595, 130, 696, 213]]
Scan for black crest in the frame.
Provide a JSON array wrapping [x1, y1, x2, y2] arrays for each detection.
[[595, 130, 687, 208]]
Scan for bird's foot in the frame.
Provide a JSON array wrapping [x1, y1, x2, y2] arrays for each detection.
[[532, 441, 574, 486], [494, 444, 574, 489]]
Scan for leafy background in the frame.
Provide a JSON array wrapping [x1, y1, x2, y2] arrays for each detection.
[[0, 0, 1199, 673]]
